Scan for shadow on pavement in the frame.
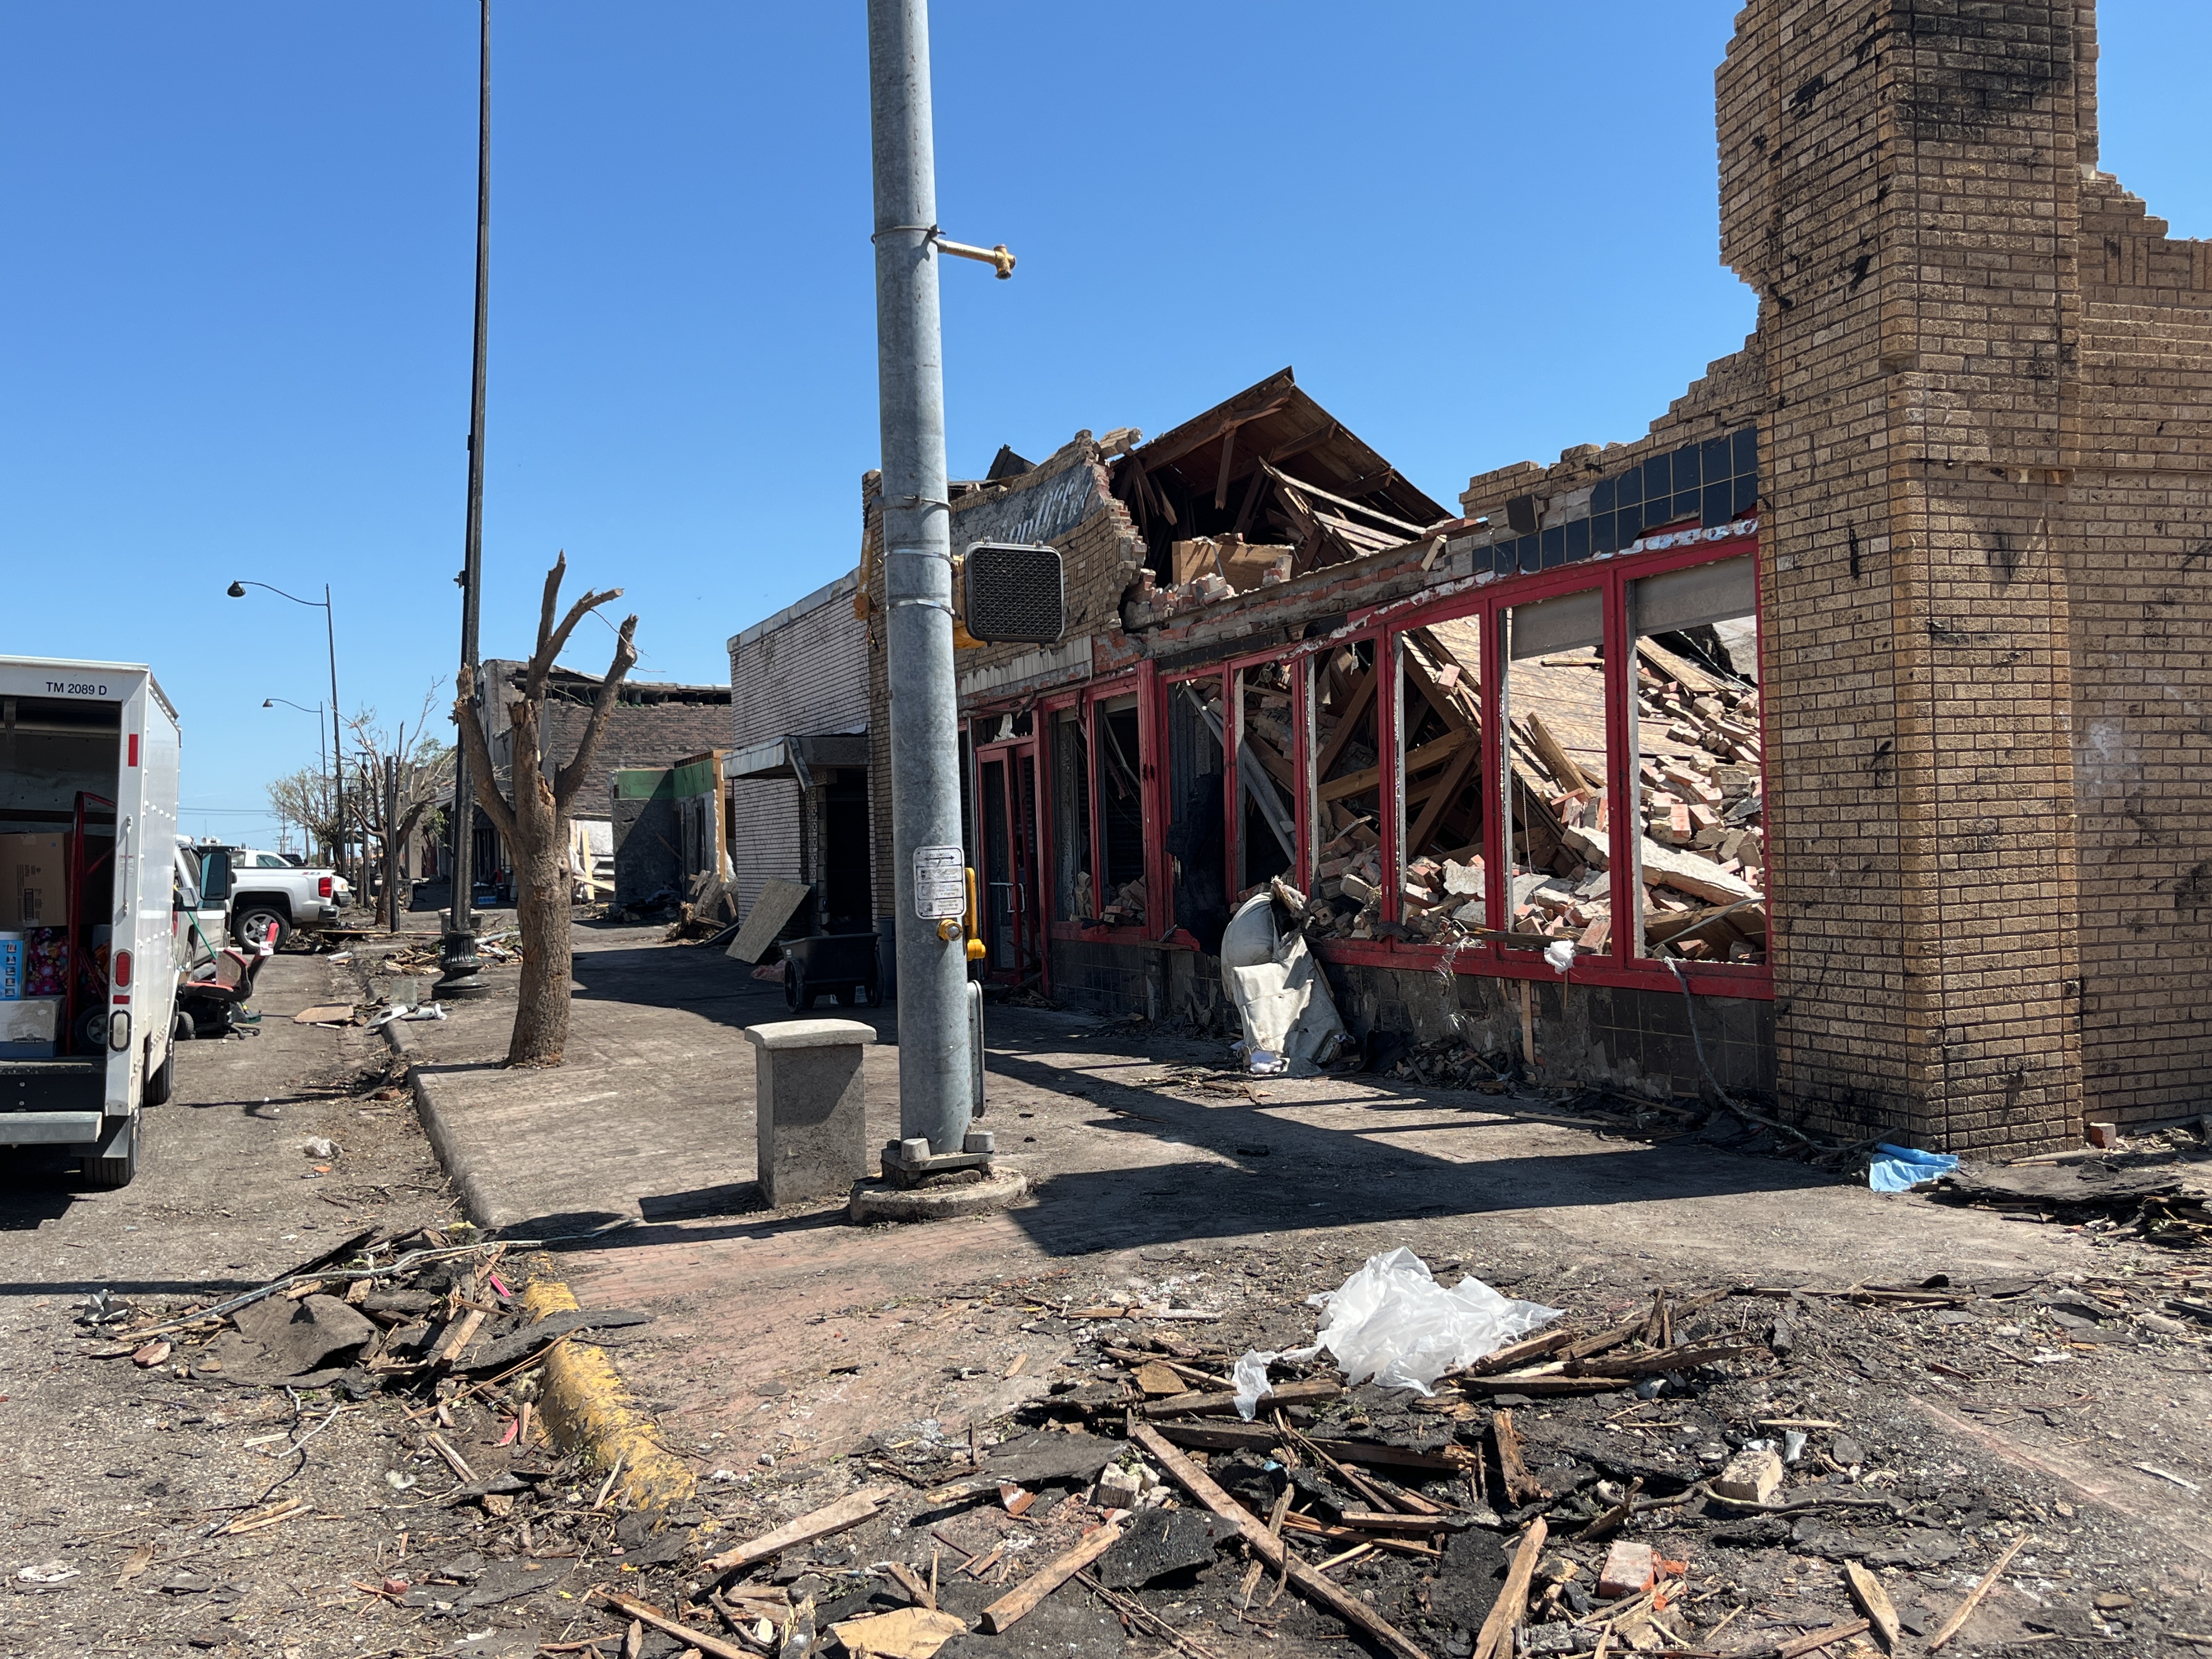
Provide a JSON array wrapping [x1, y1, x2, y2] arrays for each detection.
[[545, 935, 1848, 1260]]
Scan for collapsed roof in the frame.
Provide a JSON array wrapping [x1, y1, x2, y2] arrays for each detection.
[[1112, 368, 1450, 577]]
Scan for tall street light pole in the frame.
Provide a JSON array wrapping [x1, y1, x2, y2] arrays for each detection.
[[867, 0, 973, 1155], [439, 0, 493, 998], [229, 582, 344, 877], [262, 697, 330, 861]]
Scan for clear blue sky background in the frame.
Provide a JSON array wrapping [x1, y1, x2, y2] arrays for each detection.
[[3, 3, 2204, 847]]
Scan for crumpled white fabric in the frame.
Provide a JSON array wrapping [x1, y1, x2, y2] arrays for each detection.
[[1220, 891, 1347, 1070], [1229, 1248, 1563, 1411]]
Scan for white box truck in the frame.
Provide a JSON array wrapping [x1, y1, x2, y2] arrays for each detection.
[[0, 656, 185, 1187]]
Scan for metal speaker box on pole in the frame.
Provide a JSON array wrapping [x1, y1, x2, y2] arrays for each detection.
[[962, 542, 1065, 645]]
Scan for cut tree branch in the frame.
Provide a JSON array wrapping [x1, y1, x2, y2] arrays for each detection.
[[553, 616, 641, 811], [453, 663, 520, 844]]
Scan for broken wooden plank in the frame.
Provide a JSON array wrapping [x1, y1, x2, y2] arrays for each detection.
[[1131, 1424, 1431, 1659], [592, 1589, 749, 1659], [702, 1486, 895, 1575], [1567, 1342, 1768, 1379], [1140, 1379, 1340, 1419], [1775, 1618, 1872, 1658], [1470, 1519, 1547, 1659], [1457, 1328, 1584, 1378], [1492, 1410, 1545, 1506], [978, 1521, 1122, 1634], [428, 1308, 487, 1368], [1842, 1559, 1900, 1652], [1150, 1420, 1468, 1474], [1335, 1510, 1468, 1534], [1927, 1533, 2030, 1652]]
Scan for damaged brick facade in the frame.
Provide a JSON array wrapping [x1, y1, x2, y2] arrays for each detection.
[[743, 0, 2202, 1157], [1714, 0, 2212, 1150]]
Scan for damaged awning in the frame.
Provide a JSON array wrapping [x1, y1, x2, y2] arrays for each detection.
[[724, 731, 870, 787]]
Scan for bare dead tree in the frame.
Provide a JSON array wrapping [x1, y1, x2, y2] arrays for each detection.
[[348, 690, 456, 931], [453, 552, 638, 1067]]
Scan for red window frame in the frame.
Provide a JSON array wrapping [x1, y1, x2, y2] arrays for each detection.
[[1154, 665, 1231, 951], [1030, 664, 1160, 945], [1306, 531, 1769, 999]]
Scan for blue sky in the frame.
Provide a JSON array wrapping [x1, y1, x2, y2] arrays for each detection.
[[3, 3, 2205, 847]]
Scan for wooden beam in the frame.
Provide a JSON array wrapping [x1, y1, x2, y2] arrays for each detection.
[[1214, 427, 1237, 511], [1323, 730, 1472, 802], [1405, 738, 1482, 857], [1263, 461, 1431, 538], [1231, 465, 1269, 537], [1131, 1425, 1434, 1659], [1136, 395, 1291, 472], [1311, 659, 1378, 781]]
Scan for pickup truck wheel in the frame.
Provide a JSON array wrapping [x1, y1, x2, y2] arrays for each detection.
[[80, 1115, 140, 1190], [234, 906, 290, 950]]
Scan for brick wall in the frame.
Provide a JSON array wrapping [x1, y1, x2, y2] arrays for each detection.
[[1436, 1, 2210, 1151], [726, 571, 871, 920], [1708, 0, 2212, 1149], [862, 439, 1148, 926]]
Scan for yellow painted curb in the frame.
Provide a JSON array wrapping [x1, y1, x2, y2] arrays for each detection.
[[521, 1276, 696, 1510]]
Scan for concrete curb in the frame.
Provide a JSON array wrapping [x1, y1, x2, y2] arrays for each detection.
[[377, 1011, 694, 1510], [381, 1019, 504, 1231], [518, 1275, 698, 1510]]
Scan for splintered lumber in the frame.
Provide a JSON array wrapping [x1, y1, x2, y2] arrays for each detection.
[[1457, 1375, 1621, 1397], [702, 1486, 895, 1575], [1141, 1379, 1339, 1419], [1928, 1533, 2032, 1652], [1470, 1519, 1547, 1659], [977, 1521, 1122, 1634], [1131, 1424, 1431, 1659], [1775, 1619, 1872, 1658], [1492, 1411, 1546, 1506], [1523, 713, 1590, 792], [1336, 1510, 1470, 1534], [1456, 1328, 1581, 1378], [1842, 1559, 1900, 1652], [592, 1590, 749, 1659], [1150, 1420, 1468, 1473], [1568, 1342, 1768, 1379]]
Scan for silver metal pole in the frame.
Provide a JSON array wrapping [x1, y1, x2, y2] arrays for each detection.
[[867, 0, 972, 1154], [324, 585, 345, 889], [439, 0, 492, 994]]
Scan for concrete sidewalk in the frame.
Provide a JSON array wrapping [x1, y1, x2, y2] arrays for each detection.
[[366, 919, 868, 1230], [358, 918, 2075, 1279]]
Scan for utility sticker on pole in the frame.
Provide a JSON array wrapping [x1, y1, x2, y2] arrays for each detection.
[[913, 845, 966, 919]]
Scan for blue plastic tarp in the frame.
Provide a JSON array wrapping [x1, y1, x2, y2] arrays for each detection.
[[1869, 1142, 1960, 1193]]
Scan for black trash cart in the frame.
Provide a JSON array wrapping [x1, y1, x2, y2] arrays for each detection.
[[783, 932, 882, 1010]]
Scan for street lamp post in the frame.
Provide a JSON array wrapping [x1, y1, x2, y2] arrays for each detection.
[[229, 581, 345, 882], [262, 697, 332, 864], [438, 0, 493, 998]]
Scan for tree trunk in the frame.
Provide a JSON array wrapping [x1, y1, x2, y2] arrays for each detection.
[[503, 691, 570, 1067], [510, 830, 573, 1066], [452, 554, 636, 1071]]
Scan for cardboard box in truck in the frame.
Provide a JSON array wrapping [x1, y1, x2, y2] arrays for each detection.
[[0, 834, 64, 929]]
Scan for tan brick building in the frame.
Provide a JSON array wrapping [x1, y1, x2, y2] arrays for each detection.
[[738, 0, 2204, 1155]]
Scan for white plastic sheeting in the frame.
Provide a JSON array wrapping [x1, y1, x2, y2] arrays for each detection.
[[1231, 1248, 1565, 1414], [1220, 890, 1348, 1072]]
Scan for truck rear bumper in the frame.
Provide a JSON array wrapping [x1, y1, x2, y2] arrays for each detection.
[[0, 1111, 104, 1146]]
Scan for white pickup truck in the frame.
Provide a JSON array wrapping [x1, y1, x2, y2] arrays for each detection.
[[1, 656, 187, 1188], [209, 845, 345, 948]]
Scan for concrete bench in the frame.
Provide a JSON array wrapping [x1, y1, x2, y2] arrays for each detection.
[[744, 1018, 876, 1206]]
